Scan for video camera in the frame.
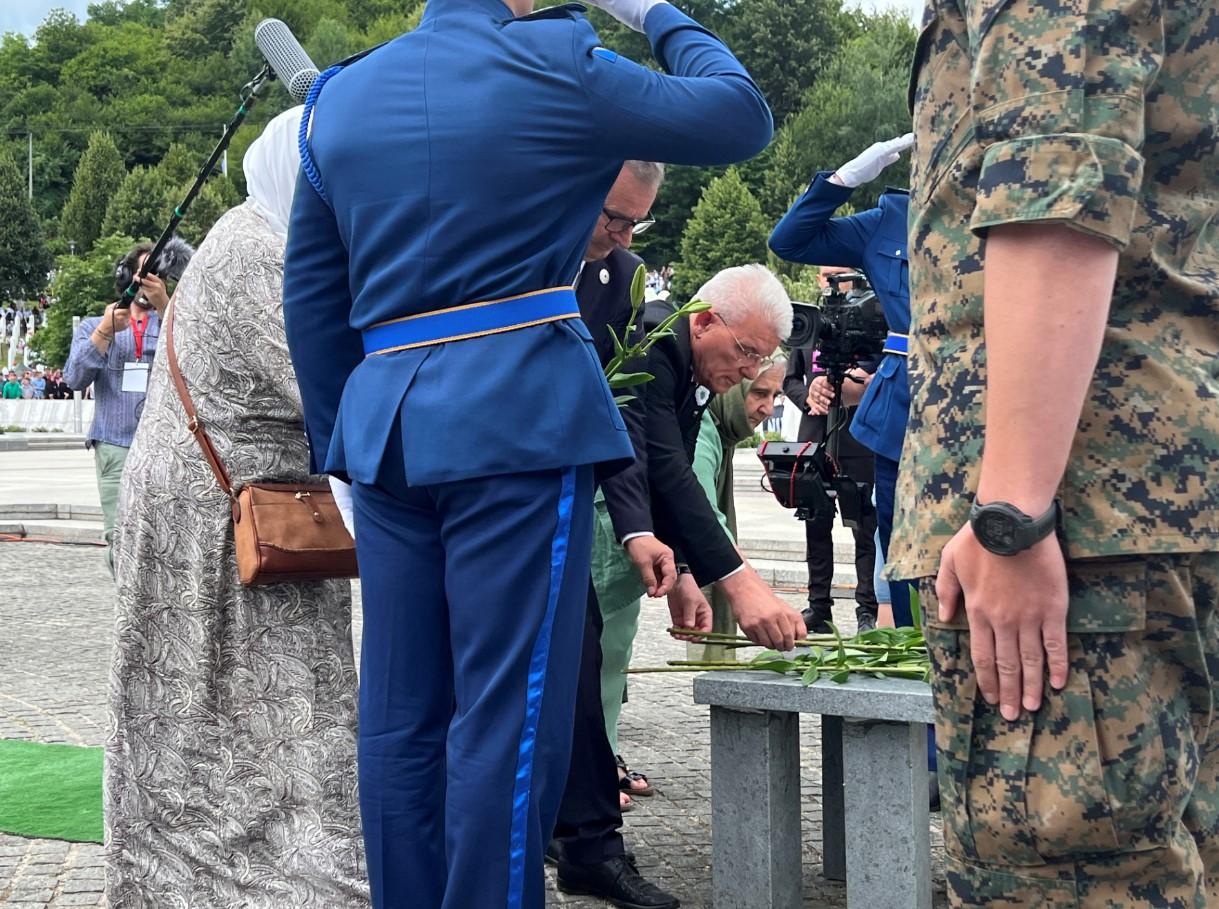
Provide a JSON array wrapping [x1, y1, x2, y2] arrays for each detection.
[[760, 272, 888, 532], [786, 272, 888, 373]]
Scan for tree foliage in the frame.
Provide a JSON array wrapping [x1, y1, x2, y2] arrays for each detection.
[[1, 0, 911, 308], [34, 233, 136, 368], [101, 164, 172, 242], [0, 151, 52, 303], [760, 14, 917, 222], [59, 130, 126, 253], [673, 168, 769, 302]]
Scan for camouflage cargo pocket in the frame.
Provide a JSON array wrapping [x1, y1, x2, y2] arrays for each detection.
[[921, 558, 1172, 868]]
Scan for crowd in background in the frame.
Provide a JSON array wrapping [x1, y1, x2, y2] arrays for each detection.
[[1, 367, 70, 400]]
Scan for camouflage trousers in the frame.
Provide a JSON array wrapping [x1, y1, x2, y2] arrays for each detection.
[[921, 553, 1219, 907]]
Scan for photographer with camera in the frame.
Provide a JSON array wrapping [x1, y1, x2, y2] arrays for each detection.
[[64, 242, 175, 576], [781, 267, 879, 634], [771, 136, 916, 631]]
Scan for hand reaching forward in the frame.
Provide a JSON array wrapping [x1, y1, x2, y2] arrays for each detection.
[[625, 535, 677, 598], [667, 572, 712, 640]]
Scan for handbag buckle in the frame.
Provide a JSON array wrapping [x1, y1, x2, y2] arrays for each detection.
[[296, 490, 325, 523]]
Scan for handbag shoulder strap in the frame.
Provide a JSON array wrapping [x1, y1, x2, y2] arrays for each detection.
[[164, 301, 236, 498]]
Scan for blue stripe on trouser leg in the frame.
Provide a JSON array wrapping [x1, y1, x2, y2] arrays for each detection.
[[507, 467, 577, 908], [439, 466, 592, 909]]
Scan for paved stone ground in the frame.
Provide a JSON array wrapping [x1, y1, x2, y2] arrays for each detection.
[[0, 542, 946, 907]]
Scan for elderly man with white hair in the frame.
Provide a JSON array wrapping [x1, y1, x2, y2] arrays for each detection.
[[642, 264, 805, 652]]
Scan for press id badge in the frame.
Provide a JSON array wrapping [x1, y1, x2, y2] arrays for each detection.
[[122, 362, 149, 394]]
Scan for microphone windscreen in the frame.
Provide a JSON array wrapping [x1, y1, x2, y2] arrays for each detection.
[[255, 19, 320, 103], [155, 235, 196, 283]]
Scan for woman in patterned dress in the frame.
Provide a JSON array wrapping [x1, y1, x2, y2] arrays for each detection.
[[104, 107, 369, 908]]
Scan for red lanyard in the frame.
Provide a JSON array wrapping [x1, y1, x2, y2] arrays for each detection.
[[131, 315, 148, 360]]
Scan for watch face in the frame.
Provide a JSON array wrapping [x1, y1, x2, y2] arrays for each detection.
[[978, 510, 1018, 550]]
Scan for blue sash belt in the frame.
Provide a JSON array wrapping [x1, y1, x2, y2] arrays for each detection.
[[362, 287, 579, 357], [883, 332, 909, 357]]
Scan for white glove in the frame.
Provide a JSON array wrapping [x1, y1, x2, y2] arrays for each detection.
[[834, 133, 915, 188], [584, 0, 668, 32], [329, 476, 356, 541]]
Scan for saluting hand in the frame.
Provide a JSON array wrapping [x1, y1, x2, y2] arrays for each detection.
[[833, 133, 915, 189], [583, 0, 668, 32]]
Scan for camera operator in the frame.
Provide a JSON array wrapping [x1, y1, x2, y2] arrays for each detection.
[[781, 267, 879, 633], [644, 264, 805, 652], [771, 136, 915, 630], [63, 242, 169, 576]]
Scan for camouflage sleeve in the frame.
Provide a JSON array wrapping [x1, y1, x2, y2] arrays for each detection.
[[966, 0, 1162, 248]]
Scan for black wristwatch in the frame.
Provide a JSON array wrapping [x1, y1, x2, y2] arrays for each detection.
[[969, 498, 1061, 557]]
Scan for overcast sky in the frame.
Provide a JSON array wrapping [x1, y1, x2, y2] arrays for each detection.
[[3, 0, 918, 38], [2, 1, 92, 38]]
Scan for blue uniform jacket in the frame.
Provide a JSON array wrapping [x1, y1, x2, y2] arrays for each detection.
[[284, 0, 773, 486], [768, 174, 911, 463]]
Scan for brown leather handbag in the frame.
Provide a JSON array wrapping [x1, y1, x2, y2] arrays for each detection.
[[164, 302, 358, 586]]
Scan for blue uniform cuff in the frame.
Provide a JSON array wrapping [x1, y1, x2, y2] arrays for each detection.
[[809, 171, 856, 200]]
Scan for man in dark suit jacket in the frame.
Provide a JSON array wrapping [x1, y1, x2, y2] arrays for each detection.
[[552, 162, 680, 909], [642, 265, 806, 651], [782, 269, 878, 634]]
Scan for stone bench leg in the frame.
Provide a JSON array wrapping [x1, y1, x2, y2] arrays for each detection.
[[841, 720, 931, 909], [821, 714, 846, 881], [709, 706, 802, 909]]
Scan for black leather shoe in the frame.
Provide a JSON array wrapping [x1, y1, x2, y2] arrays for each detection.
[[856, 613, 877, 634], [548, 840, 636, 868], [802, 606, 833, 635], [557, 854, 680, 909]]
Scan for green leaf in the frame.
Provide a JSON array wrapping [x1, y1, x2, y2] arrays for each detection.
[[752, 660, 800, 673], [910, 586, 923, 629], [801, 666, 821, 687], [608, 371, 654, 389], [613, 395, 637, 407], [830, 670, 852, 684]]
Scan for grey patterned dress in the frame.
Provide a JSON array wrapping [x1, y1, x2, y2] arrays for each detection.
[[105, 203, 369, 908]]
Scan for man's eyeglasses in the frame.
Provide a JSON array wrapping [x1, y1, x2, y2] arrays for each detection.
[[602, 208, 656, 236], [716, 313, 769, 365]]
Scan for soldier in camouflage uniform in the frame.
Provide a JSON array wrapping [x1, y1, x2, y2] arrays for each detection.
[[890, 0, 1219, 905]]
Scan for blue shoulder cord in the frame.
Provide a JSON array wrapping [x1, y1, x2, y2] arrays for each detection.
[[299, 64, 345, 204]]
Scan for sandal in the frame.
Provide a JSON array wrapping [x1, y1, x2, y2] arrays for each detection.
[[619, 791, 634, 813], [616, 754, 655, 797]]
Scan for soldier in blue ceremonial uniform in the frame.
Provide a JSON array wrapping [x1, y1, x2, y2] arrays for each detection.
[[281, 0, 773, 906], [769, 136, 915, 626]]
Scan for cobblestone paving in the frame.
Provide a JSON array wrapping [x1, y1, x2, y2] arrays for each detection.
[[0, 543, 945, 907]]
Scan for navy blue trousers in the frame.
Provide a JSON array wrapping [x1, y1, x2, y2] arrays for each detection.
[[353, 453, 594, 909], [874, 451, 935, 769], [873, 452, 913, 627]]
